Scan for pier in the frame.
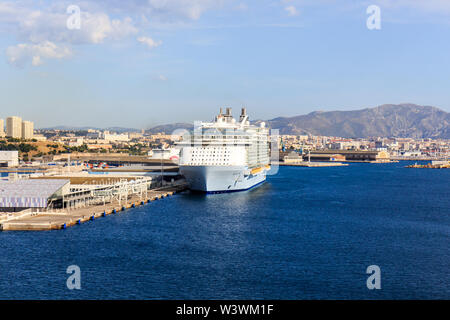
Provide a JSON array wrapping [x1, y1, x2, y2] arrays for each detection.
[[280, 162, 349, 167], [0, 151, 190, 232], [0, 184, 188, 231]]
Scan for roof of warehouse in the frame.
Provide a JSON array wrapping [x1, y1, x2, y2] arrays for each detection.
[[0, 179, 70, 199]]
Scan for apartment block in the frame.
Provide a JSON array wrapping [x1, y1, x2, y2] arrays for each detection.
[[6, 116, 22, 138], [21, 120, 34, 139]]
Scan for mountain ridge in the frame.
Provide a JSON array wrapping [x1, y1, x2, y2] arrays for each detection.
[[39, 104, 449, 139], [266, 104, 449, 139]]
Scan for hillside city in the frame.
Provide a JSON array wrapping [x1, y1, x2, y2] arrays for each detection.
[[0, 115, 449, 167], [0, 110, 449, 230]]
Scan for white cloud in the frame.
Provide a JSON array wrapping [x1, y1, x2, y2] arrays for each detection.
[[284, 5, 299, 16], [15, 10, 138, 45], [0, 2, 141, 67], [137, 36, 162, 48], [0, 1, 229, 67], [6, 41, 72, 67], [158, 74, 168, 81]]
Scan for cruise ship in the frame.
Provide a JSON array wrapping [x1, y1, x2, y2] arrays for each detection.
[[178, 108, 271, 193]]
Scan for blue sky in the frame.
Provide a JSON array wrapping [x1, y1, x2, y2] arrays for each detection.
[[0, 0, 450, 129]]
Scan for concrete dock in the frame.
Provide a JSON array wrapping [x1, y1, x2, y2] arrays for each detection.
[[280, 162, 349, 167], [0, 184, 188, 231]]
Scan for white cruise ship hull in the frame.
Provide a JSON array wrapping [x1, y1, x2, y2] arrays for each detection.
[[180, 165, 266, 193]]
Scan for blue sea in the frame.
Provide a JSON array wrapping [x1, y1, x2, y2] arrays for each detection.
[[0, 162, 449, 299]]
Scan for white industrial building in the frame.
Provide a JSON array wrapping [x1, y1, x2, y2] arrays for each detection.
[[0, 151, 19, 167], [148, 148, 180, 161], [0, 179, 70, 211]]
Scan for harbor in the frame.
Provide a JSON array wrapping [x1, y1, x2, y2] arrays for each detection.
[[0, 184, 187, 231], [1, 0, 450, 303], [0, 147, 443, 233], [0, 157, 188, 231], [1, 162, 448, 299], [0, 111, 448, 232], [0, 178, 187, 231]]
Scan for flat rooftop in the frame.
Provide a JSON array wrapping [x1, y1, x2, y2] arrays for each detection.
[[0, 179, 70, 208]]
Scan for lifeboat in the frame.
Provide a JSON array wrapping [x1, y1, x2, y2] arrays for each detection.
[[250, 167, 263, 175]]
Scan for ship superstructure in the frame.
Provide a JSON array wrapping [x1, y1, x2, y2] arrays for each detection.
[[178, 108, 271, 193]]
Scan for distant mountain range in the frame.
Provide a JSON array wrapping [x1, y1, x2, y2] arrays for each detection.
[[41, 104, 449, 139], [266, 104, 449, 139], [145, 123, 193, 134], [145, 104, 449, 139]]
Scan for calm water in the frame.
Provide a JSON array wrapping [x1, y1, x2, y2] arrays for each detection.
[[0, 162, 449, 299]]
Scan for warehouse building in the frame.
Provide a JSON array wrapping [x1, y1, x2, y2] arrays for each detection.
[[0, 151, 19, 167], [283, 151, 304, 164], [307, 150, 390, 162], [0, 179, 70, 212]]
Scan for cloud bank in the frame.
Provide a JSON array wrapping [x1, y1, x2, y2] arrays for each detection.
[[0, 0, 226, 66], [1, 0, 450, 67]]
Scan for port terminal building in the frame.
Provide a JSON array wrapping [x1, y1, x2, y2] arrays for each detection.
[[0, 179, 70, 213], [279, 150, 390, 162], [306, 150, 390, 162], [0, 174, 156, 218], [0, 151, 19, 167]]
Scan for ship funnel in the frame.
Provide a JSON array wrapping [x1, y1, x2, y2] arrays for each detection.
[[226, 107, 232, 116], [240, 107, 248, 122]]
